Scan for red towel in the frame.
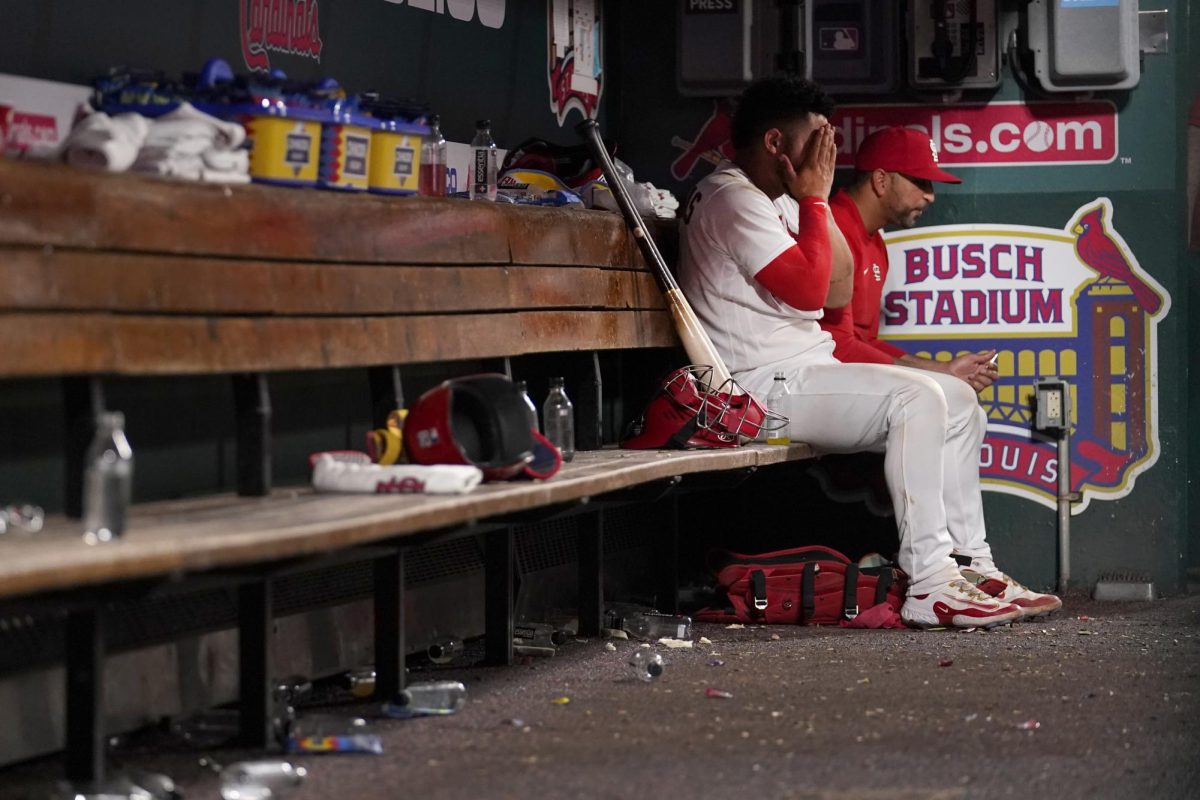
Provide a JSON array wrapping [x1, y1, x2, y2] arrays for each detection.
[[839, 602, 906, 629]]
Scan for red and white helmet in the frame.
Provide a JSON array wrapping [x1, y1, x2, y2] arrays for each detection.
[[622, 365, 786, 450], [404, 374, 561, 481]]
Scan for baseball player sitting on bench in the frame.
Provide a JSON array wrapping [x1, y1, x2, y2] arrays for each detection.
[[677, 76, 1061, 629]]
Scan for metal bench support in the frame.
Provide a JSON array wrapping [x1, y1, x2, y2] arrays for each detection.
[[484, 527, 515, 666], [655, 495, 680, 614], [577, 510, 605, 636], [373, 550, 406, 699], [65, 606, 105, 783], [238, 580, 274, 748], [233, 373, 272, 497]]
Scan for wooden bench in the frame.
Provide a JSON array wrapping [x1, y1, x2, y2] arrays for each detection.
[[0, 158, 814, 781]]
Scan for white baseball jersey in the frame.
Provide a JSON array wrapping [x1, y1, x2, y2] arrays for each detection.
[[678, 162, 836, 397]]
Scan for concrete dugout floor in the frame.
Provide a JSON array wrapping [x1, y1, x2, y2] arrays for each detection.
[[3, 592, 1198, 800]]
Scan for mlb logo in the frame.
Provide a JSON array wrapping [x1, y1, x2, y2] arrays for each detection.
[[818, 26, 860, 52]]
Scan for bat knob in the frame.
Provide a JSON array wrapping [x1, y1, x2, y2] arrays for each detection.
[[575, 119, 600, 137]]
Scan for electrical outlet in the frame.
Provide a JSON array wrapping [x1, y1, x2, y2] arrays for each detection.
[[1034, 379, 1070, 434], [1043, 389, 1062, 422]]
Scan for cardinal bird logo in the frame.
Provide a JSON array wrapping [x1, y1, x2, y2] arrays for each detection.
[[1072, 202, 1163, 315]]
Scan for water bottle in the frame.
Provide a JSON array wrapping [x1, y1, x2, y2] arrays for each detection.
[[468, 119, 497, 201], [342, 667, 377, 698], [419, 114, 447, 197], [82, 411, 133, 544], [628, 649, 665, 682], [427, 636, 464, 664], [288, 713, 368, 739], [169, 707, 240, 748], [219, 760, 306, 800], [394, 680, 467, 714], [543, 377, 575, 462], [515, 380, 539, 434], [620, 611, 692, 641], [765, 371, 791, 445], [513, 621, 568, 647]]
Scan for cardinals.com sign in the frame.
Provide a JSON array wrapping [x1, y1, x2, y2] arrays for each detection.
[[834, 102, 1118, 167], [880, 199, 1170, 513]]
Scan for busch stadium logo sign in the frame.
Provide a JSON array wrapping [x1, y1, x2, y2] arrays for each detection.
[[881, 198, 1170, 512], [240, 0, 324, 73]]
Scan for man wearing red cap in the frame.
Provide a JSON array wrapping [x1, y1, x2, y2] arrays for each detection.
[[820, 126, 995, 383], [679, 79, 1059, 629], [811, 125, 1059, 617]]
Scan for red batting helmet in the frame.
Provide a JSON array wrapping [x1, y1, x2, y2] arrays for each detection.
[[404, 374, 561, 481], [622, 365, 785, 450]]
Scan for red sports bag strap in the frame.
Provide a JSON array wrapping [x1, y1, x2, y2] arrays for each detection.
[[843, 563, 860, 620], [750, 570, 768, 614], [801, 562, 817, 622]]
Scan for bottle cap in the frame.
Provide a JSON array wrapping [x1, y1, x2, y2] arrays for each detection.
[[476, 119, 491, 129]]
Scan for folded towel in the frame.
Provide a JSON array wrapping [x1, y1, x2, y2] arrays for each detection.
[[201, 147, 249, 173], [200, 167, 251, 185], [132, 152, 204, 181], [63, 112, 149, 171], [312, 453, 483, 495], [156, 101, 246, 150], [837, 602, 906, 630]]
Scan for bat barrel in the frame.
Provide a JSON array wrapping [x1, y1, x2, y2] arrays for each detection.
[[576, 120, 680, 295]]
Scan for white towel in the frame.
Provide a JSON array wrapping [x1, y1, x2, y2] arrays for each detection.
[[201, 147, 249, 173], [312, 453, 483, 495], [131, 102, 249, 184], [155, 101, 246, 150], [63, 111, 149, 171]]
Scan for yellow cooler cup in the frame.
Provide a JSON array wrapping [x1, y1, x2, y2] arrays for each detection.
[[242, 108, 322, 187], [368, 119, 428, 196], [319, 114, 373, 191]]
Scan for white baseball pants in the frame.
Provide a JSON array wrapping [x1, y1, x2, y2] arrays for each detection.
[[779, 363, 994, 595]]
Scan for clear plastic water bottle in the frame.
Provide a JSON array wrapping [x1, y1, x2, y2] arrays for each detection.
[[543, 377, 575, 462], [169, 707, 240, 748], [219, 759, 306, 800], [765, 371, 791, 445], [469, 119, 498, 201], [427, 636, 464, 664], [513, 621, 568, 647], [342, 667, 377, 698], [419, 114, 447, 197], [620, 611, 692, 641], [394, 680, 467, 715], [82, 411, 133, 544], [628, 649, 665, 682], [515, 380, 539, 434]]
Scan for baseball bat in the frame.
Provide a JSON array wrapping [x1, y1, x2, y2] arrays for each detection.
[[576, 119, 736, 389]]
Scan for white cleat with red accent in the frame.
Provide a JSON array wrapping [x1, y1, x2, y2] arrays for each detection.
[[901, 579, 1024, 630], [960, 562, 1063, 620]]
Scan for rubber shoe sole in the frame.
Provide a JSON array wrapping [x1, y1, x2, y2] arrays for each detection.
[[901, 605, 1022, 630], [1009, 596, 1063, 620]]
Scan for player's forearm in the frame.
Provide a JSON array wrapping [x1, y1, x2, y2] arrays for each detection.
[[895, 353, 948, 373], [824, 208, 853, 308]]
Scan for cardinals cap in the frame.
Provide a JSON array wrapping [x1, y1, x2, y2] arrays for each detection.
[[855, 127, 961, 184]]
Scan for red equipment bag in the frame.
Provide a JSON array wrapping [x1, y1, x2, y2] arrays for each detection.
[[694, 545, 907, 625]]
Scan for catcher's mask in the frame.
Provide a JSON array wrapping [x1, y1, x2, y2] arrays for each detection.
[[404, 374, 561, 481], [622, 365, 786, 450]]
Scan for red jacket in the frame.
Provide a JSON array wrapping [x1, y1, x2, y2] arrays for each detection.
[[820, 190, 906, 365]]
